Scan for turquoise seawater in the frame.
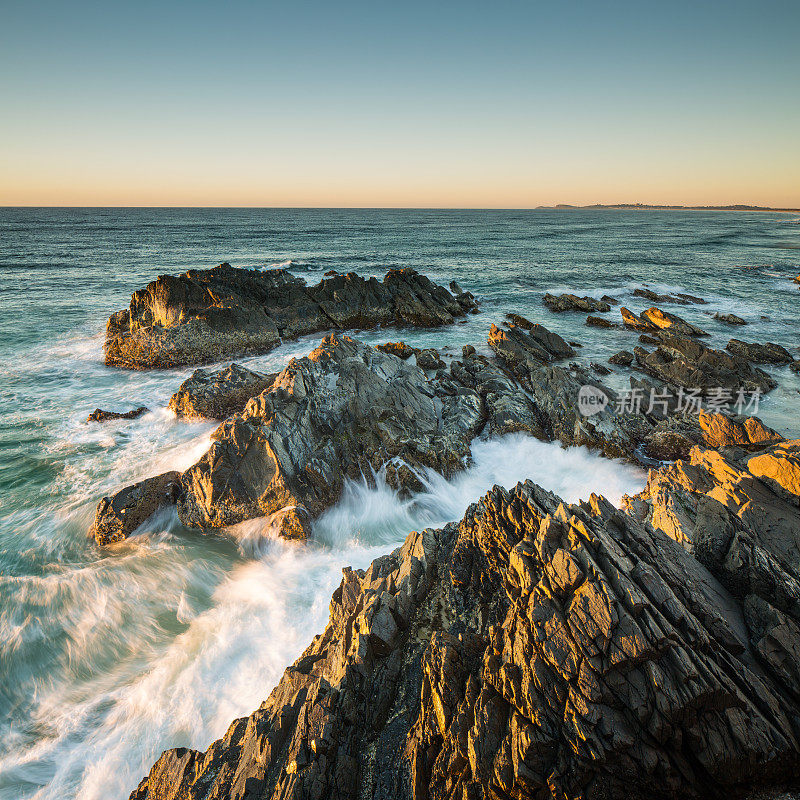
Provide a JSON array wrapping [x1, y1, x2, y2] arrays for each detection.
[[0, 208, 798, 799]]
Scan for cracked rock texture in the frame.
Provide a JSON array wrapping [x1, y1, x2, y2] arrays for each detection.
[[129, 459, 800, 800], [105, 264, 478, 369], [169, 364, 277, 419]]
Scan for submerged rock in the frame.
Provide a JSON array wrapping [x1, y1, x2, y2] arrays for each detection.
[[90, 471, 181, 545], [713, 311, 747, 325], [104, 264, 478, 369], [86, 406, 148, 423], [169, 364, 276, 419], [543, 293, 610, 313], [585, 315, 618, 329], [130, 460, 800, 800]]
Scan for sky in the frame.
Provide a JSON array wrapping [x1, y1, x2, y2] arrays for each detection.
[[1, 0, 799, 207]]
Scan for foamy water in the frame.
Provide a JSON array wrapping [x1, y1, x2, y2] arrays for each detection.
[[0, 429, 644, 800]]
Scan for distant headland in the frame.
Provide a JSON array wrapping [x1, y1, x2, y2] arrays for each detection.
[[536, 203, 800, 212]]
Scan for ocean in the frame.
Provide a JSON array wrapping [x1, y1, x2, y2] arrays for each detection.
[[0, 207, 798, 799]]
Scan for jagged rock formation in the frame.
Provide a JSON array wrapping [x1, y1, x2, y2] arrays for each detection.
[[90, 472, 181, 545], [487, 319, 575, 374], [93, 318, 789, 545], [86, 406, 149, 423], [104, 264, 478, 369], [543, 293, 611, 313], [621, 306, 709, 337], [626, 440, 800, 699], [726, 339, 794, 365], [130, 460, 800, 800], [632, 333, 777, 394], [177, 335, 486, 537], [169, 364, 277, 419]]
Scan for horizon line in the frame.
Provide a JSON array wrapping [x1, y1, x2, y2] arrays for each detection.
[[2, 203, 799, 212]]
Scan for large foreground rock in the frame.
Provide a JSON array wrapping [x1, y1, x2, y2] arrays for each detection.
[[169, 363, 276, 419], [105, 264, 478, 369], [130, 468, 800, 800]]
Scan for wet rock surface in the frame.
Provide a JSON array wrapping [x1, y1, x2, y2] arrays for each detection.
[[633, 333, 778, 394], [86, 406, 149, 423], [130, 450, 800, 800], [90, 472, 182, 546], [169, 363, 277, 419], [177, 335, 486, 537], [104, 264, 478, 369], [543, 293, 611, 313], [714, 312, 747, 325], [726, 339, 795, 365]]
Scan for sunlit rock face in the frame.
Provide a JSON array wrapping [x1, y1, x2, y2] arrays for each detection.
[[130, 440, 800, 800], [104, 264, 478, 370]]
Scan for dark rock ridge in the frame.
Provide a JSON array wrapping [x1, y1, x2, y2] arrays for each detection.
[[130, 442, 800, 800], [104, 264, 478, 369], [633, 287, 707, 305], [543, 293, 611, 313], [633, 333, 778, 394], [585, 315, 618, 329], [86, 406, 149, 423], [90, 471, 181, 545], [169, 364, 277, 419], [726, 339, 794, 365], [177, 335, 487, 538]]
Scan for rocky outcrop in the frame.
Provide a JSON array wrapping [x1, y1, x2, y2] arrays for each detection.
[[633, 333, 778, 394], [90, 472, 181, 545], [622, 306, 709, 337], [86, 406, 149, 423], [543, 293, 611, 313], [416, 349, 445, 371], [377, 342, 419, 360], [626, 440, 800, 699], [633, 288, 707, 305], [608, 349, 634, 366], [104, 264, 478, 369], [726, 339, 794, 364], [714, 312, 747, 326], [488, 320, 575, 376], [177, 335, 486, 537], [130, 470, 800, 800], [169, 364, 276, 419]]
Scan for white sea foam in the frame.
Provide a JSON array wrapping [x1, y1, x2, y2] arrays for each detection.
[[0, 433, 644, 800]]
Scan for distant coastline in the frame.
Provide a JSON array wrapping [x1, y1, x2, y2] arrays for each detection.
[[536, 203, 800, 213]]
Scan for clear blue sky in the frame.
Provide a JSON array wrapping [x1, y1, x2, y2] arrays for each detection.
[[1, 0, 798, 206]]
